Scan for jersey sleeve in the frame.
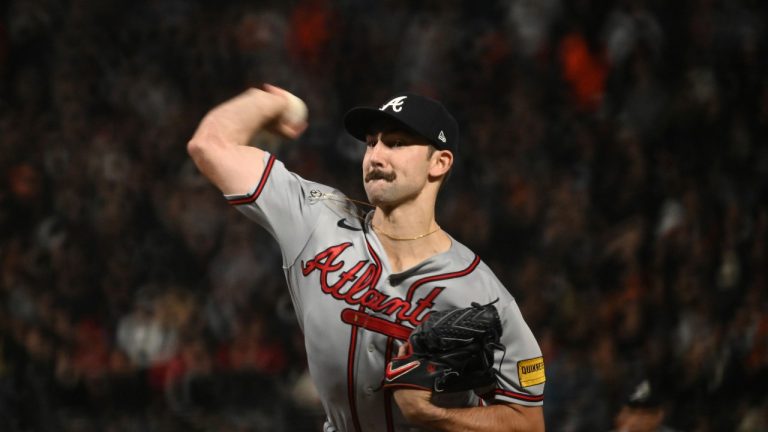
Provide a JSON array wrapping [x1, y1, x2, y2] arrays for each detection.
[[224, 152, 333, 266], [491, 299, 545, 406]]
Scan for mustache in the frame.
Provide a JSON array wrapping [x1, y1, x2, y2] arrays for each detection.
[[365, 169, 396, 182]]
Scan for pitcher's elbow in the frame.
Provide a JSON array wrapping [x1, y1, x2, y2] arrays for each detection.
[[187, 137, 216, 167], [187, 138, 203, 159]]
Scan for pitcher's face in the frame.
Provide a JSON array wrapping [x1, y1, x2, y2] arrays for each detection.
[[362, 130, 432, 209]]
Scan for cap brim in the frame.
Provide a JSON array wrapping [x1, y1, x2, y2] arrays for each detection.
[[343, 107, 421, 142]]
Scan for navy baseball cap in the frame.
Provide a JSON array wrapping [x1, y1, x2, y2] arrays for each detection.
[[344, 94, 459, 153]]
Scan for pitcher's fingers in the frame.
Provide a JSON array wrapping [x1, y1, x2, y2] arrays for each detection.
[[263, 83, 289, 97], [275, 121, 307, 139]]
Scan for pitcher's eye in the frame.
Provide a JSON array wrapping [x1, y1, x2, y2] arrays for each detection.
[[383, 137, 407, 148]]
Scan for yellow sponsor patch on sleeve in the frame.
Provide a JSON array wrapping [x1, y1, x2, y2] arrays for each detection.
[[517, 357, 546, 387]]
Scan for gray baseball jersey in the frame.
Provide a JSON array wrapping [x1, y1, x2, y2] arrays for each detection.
[[225, 153, 545, 432]]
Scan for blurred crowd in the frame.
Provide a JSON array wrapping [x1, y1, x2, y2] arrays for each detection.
[[1, 0, 767, 430]]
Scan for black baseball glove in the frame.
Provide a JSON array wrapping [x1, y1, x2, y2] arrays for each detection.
[[382, 300, 504, 394]]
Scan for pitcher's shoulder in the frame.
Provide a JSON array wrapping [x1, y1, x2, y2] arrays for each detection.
[[444, 239, 513, 302]]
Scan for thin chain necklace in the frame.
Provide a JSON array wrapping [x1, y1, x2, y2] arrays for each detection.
[[371, 224, 442, 241], [310, 190, 442, 241]]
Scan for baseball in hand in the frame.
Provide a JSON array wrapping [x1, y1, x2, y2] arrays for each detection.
[[262, 84, 308, 139], [280, 91, 308, 126]]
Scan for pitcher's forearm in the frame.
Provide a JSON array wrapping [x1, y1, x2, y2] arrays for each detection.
[[428, 403, 545, 432], [188, 88, 286, 154], [395, 390, 544, 432]]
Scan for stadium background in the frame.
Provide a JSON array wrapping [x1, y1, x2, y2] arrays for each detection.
[[1, 0, 767, 430]]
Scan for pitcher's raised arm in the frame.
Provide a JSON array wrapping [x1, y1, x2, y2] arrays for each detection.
[[187, 85, 307, 195]]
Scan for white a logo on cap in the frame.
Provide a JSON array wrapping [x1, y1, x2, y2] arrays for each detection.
[[380, 96, 408, 112], [438, 130, 447, 143]]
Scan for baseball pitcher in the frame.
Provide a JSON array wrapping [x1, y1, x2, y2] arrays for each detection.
[[187, 85, 545, 431]]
